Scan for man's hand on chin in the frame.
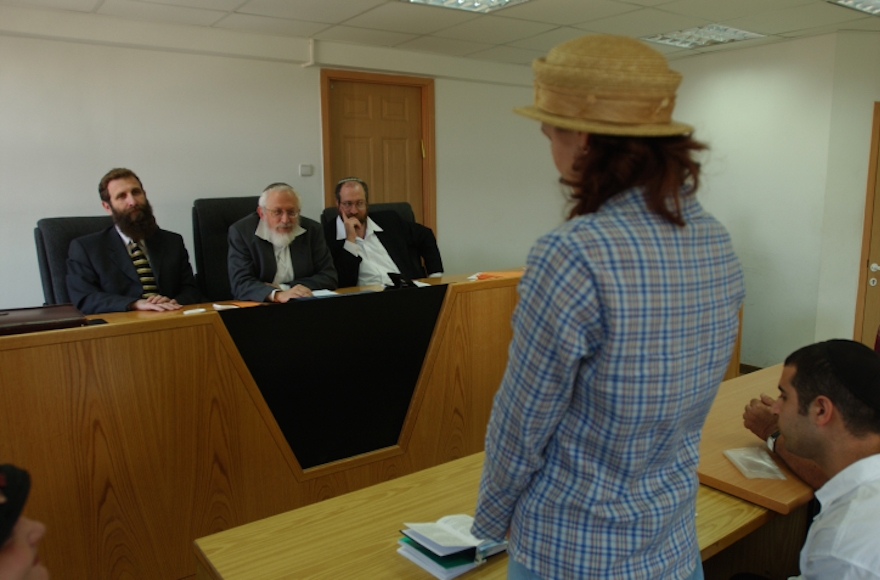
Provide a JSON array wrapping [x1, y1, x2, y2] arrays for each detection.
[[343, 216, 364, 242], [743, 393, 778, 440]]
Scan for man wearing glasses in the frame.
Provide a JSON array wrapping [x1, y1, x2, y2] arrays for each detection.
[[228, 183, 337, 302], [326, 177, 443, 288]]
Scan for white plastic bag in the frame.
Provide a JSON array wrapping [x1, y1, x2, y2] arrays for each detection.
[[723, 447, 786, 479]]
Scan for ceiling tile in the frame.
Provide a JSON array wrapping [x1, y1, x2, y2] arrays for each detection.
[[660, 0, 814, 23], [97, 0, 225, 25], [496, 0, 638, 26], [622, 0, 678, 6], [313, 24, 417, 46], [213, 13, 330, 36], [395, 35, 493, 56], [467, 44, 543, 64], [779, 17, 879, 37], [687, 34, 785, 53], [645, 41, 690, 56], [139, 0, 242, 11], [432, 14, 555, 44], [507, 26, 589, 51], [0, 0, 99, 11], [838, 17, 880, 31], [576, 8, 709, 37], [236, 0, 388, 24], [722, 2, 869, 35], [344, 2, 478, 34]]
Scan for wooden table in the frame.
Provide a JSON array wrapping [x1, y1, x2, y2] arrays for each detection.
[[194, 452, 770, 580], [0, 270, 744, 580], [0, 275, 518, 580], [697, 365, 815, 579], [697, 364, 813, 514]]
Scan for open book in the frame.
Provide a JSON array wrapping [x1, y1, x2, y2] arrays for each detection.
[[397, 514, 507, 580]]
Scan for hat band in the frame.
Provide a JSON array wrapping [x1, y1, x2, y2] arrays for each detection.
[[534, 81, 676, 126]]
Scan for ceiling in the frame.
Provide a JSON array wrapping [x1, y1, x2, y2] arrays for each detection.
[[3, 0, 880, 63]]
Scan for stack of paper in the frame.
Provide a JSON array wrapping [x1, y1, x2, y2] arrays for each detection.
[[396, 514, 507, 580]]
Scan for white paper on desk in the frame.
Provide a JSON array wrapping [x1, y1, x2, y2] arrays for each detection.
[[723, 447, 786, 479], [310, 289, 338, 297], [212, 304, 239, 310], [413, 281, 430, 287]]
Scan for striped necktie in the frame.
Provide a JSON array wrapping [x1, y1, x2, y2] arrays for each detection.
[[127, 241, 158, 298]]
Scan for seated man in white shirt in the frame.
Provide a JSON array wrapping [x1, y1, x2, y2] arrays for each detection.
[[745, 340, 880, 580], [228, 183, 337, 303], [323, 177, 443, 288]]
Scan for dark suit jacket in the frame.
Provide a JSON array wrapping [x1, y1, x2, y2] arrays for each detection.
[[227, 213, 338, 301], [66, 226, 202, 314], [323, 210, 443, 288]]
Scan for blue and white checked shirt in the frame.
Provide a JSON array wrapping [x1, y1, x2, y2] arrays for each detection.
[[472, 187, 745, 579]]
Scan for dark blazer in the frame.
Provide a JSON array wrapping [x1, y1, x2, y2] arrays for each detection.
[[227, 213, 338, 301], [66, 226, 202, 314], [323, 210, 443, 288]]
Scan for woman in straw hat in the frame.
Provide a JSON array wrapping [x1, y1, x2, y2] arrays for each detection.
[[0, 464, 49, 579], [472, 35, 744, 580]]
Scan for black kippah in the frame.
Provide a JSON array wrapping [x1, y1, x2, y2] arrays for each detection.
[[0, 464, 31, 545], [824, 339, 880, 414]]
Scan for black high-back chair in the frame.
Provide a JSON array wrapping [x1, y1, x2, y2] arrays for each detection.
[[320, 202, 415, 229], [191, 196, 260, 301], [34, 216, 114, 305]]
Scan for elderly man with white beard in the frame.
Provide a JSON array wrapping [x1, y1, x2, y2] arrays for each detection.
[[227, 183, 337, 302]]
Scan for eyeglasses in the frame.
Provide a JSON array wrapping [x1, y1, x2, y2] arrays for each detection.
[[265, 208, 300, 219], [340, 200, 366, 210]]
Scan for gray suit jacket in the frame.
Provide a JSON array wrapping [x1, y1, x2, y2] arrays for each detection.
[[66, 226, 202, 314], [227, 213, 337, 301]]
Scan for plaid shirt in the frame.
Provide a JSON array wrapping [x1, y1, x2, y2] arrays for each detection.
[[472, 188, 744, 579]]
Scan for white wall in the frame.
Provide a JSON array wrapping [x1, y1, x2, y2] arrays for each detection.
[[4, 5, 880, 368], [436, 78, 567, 273], [673, 35, 838, 367], [815, 31, 880, 342], [0, 23, 561, 310]]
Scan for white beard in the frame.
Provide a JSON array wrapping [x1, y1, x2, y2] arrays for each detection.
[[265, 227, 296, 248], [256, 218, 297, 248]]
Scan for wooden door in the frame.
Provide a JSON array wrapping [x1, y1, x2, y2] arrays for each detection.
[[321, 69, 436, 232], [855, 102, 880, 346]]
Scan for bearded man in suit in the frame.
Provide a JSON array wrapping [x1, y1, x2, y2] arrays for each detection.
[[67, 168, 201, 314]]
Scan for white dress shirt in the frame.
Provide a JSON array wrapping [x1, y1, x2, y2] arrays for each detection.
[[792, 453, 880, 580], [336, 216, 400, 286], [114, 226, 150, 261]]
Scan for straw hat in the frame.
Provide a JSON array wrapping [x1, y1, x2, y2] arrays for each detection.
[[515, 34, 693, 137]]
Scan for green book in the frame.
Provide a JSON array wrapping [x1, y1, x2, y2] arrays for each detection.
[[399, 536, 477, 568]]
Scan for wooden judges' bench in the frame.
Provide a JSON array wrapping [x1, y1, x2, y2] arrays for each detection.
[[0, 272, 741, 580]]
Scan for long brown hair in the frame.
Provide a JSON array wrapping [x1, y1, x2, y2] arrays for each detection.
[[567, 134, 707, 226]]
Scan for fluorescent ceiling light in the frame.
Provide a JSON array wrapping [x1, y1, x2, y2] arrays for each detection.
[[400, 0, 532, 14], [642, 24, 765, 49], [827, 0, 880, 15]]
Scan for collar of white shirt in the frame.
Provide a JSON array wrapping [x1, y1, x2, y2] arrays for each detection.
[[815, 453, 880, 508], [114, 226, 150, 260]]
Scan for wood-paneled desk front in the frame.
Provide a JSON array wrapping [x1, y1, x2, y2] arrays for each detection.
[[0, 271, 742, 580], [194, 452, 770, 580], [0, 275, 518, 580]]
